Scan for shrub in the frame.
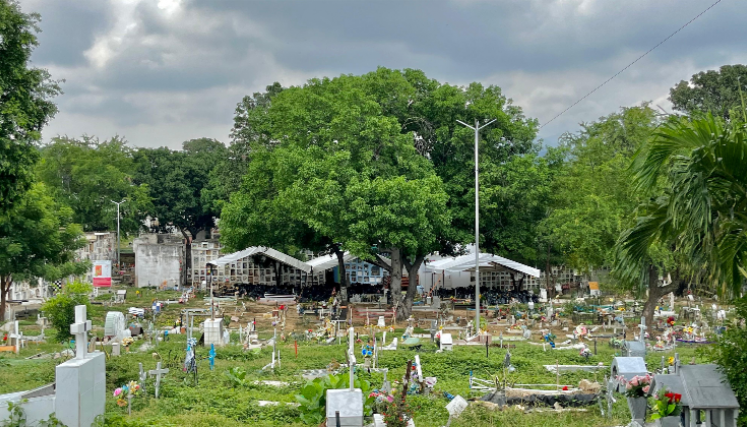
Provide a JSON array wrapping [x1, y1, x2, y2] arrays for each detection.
[[41, 281, 91, 342], [706, 296, 747, 427]]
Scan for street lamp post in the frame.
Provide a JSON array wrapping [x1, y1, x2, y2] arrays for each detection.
[[456, 118, 495, 329], [111, 199, 126, 273]]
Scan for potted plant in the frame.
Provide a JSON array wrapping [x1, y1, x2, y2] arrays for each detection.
[[649, 388, 682, 427], [616, 374, 652, 421]]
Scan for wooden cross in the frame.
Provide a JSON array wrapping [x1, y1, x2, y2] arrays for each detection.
[[148, 362, 169, 398], [69, 305, 92, 359]]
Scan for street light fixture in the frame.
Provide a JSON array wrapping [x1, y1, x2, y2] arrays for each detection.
[[456, 118, 496, 329]]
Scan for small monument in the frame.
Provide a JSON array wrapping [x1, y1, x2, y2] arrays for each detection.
[[55, 305, 106, 427], [203, 318, 224, 347], [326, 326, 363, 426]]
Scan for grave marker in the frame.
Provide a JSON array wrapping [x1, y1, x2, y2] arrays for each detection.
[[55, 305, 105, 427], [148, 362, 169, 399]]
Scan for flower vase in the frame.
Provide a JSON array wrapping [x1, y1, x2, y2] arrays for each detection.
[[655, 416, 681, 427], [627, 396, 647, 421]]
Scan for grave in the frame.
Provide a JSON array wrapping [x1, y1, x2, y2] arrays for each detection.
[[149, 362, 169, 399], [1, 306, 108, 426], [55, 305, 106, 427], [622, 317, 647, 358], [203, 318, 224, 347], [650, 363, 739, 427], [104, 311, 129, 343], [326, 326, 363, 427], [610, 357, 647, 393], [440, 333, 453, 351]]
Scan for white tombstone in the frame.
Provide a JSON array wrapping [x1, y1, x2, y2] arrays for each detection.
[[446, 395, 468, 418], [539, 289, 548, 303], [55, 305, 105, 427], [326, 389, 363, 427], [104, 311, 127, 343], [203, 318, 224, 347], [111, 342, 120, 357], [440, 333, 453, 351]]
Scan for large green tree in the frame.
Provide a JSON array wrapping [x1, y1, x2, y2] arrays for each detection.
[[220, 71, 453, 315], [0, 183, 86, 320], [134, 138, 227, 285], [543, 105, 659, 275], [203, 83, 286, 213], [669, 64, 747, 120], [36, 136, 151, 235], [0, 0, 61, 213], [614, 114, 747, 326]]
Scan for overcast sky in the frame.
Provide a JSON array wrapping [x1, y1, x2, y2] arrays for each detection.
[[21, 0, 745, 149]]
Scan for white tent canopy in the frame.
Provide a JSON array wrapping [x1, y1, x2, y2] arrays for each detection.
[[306, 252, 355, 271], [425, 253, 540, 278], [208, 246, 311, 273]]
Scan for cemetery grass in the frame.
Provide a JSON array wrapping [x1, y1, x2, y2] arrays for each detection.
[[1, 328, 712, 427]]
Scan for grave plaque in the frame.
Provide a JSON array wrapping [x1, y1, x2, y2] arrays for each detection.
[[326, 389, 363, 427]]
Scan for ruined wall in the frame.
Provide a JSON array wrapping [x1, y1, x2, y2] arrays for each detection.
[[134, 240, 183, 289]]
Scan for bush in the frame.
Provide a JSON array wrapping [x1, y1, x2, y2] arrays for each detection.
[[706, 296, 747, 427], [41, 281, 91, 342]]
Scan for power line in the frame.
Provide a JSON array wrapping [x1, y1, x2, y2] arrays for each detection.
[[539, 0, 723, 129]]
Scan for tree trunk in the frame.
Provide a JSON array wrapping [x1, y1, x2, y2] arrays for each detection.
[[180, 228, 191, 289], [545, 244, 551, 297], [334, 248, 348, 304], [389, 248, 404, 319], [0, 275, 9, 322], [401, 255, 426, 319], [642, 264, 677, 329]]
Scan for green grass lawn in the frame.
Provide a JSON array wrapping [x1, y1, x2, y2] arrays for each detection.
[[0, 289, 715, 426]]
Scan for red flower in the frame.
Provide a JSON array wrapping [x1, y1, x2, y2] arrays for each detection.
[[562, 386, 568, 391], [674, 393, 682, 403]]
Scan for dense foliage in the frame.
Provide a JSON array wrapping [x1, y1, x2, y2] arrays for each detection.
[[40, 281, 92, 342], [0, 184, 86, 320], [36, 136, 151, 235], [0, 0, 61, 214]]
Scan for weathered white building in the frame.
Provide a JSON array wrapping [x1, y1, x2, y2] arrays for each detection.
[[133, 234, 184, 289]]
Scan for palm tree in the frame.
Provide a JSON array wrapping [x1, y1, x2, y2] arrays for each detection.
[[614, 114, 747, 326]]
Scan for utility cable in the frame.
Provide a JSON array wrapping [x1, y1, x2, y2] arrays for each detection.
[[539, 0, 723, 129]]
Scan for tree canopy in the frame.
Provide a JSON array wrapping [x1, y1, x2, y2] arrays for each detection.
[[669, 64, 747, 120], [36, 136, 151, 236], [0, 0, 61, 213], [0, 183, 86, 319]]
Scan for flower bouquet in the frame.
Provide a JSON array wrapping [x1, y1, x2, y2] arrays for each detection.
[[650, 388, 682, 420], [618, 374, 652, 398]]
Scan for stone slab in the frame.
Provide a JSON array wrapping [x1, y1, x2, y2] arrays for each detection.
[[55, 352, 105, 427]]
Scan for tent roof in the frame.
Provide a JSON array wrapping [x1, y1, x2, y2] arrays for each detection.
[[425, 253, 540, 278], [306, 252, 355, 271], [208, 246, 311, 273], [305, 252, 391, 271]]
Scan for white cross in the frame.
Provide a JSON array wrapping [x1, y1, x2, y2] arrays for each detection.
[[148, 362, 169, 398], [70, 305, 92, 359], [347, 327, 356, 391], [9, 321, 22, 354], [638, 317, 647, 344]]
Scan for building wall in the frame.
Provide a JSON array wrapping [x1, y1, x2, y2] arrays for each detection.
[[133, 238, 183, 289]]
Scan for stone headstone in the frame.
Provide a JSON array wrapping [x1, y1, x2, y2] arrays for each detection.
[[203, 318, 224, 347], [326, 389, 363, 427], [55, 305, 105, 427]]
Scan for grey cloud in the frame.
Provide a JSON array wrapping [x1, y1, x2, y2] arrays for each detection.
[[21, 0, 746, 148]]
